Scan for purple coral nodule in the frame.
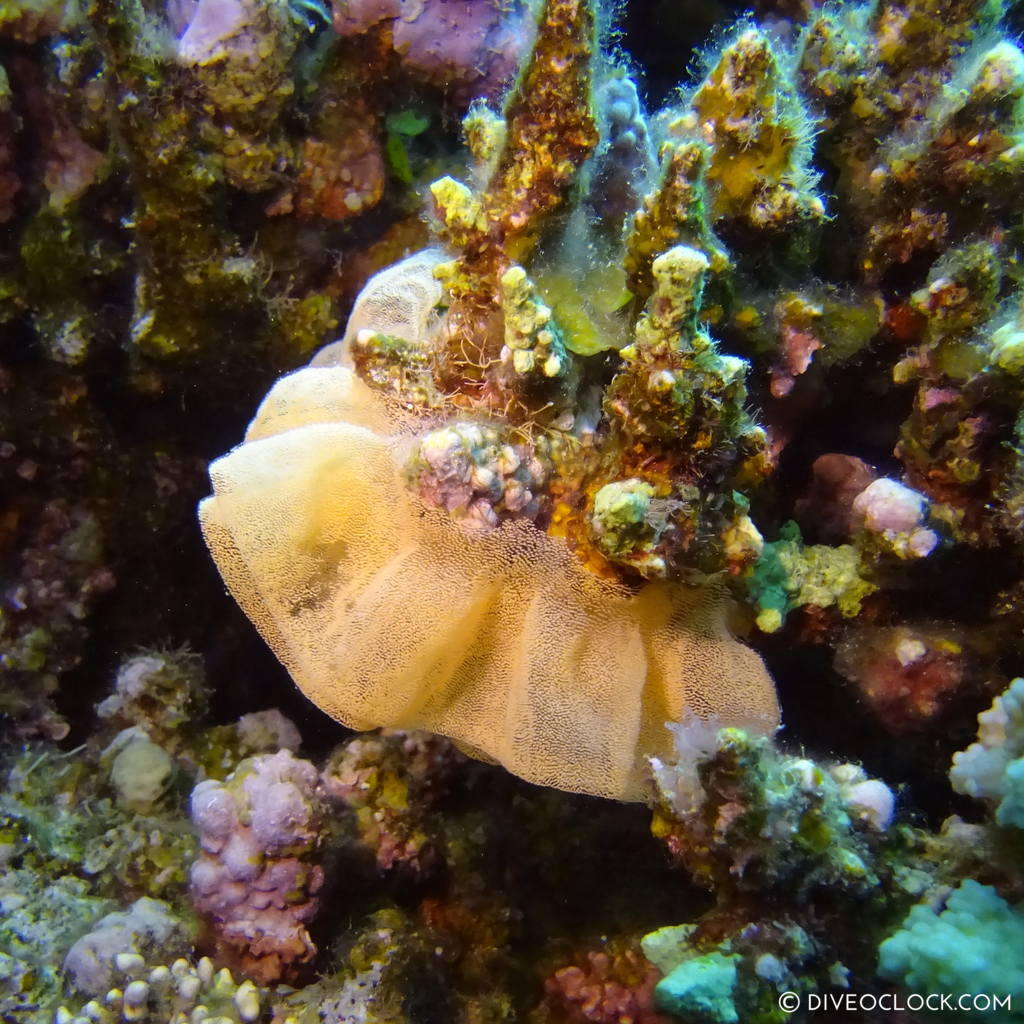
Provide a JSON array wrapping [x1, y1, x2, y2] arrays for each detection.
[[188, 750, 325, 984]]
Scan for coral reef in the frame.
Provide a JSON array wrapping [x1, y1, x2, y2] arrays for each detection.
[[8, 0, 1024, 1020], [200, 0, 787, 800], [200, 363, 778, 799]]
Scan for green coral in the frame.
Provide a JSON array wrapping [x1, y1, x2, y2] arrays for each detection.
[[654, 951, 739, 1024], [746, 521, 876, 632], [797, 0, 1021, 275], [19, 208, 124, 365], [642, 921, 825, 1024], [96, 650, 208, 751], [83, 0, 336, 370], [647, 728, 936, 1024]]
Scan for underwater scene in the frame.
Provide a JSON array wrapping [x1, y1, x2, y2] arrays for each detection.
[[5, 0, 1024, 1020]]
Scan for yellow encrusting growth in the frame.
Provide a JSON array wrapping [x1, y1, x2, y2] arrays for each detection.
[[681, 28, 824, 231], [625, 142, 729, 301], [199, 367, 779, 801]]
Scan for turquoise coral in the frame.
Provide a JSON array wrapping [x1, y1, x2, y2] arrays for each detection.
[[878, 880, 1024, 1020], [745, 522, 876, 633], [654, 951, 739, 1024], [950, 677, 1024, 829]]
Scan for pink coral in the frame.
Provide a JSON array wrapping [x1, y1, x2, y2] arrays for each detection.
[[409, 422, 550, 530], [545, 949, 669, 1024], [189, 750, 325, 984], [852, 477, 938, 558]]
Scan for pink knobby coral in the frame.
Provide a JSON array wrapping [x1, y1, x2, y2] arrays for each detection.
[[851, 477, 939, 559], [544, 948, 669, 1024], [188, 749, 325, 983]]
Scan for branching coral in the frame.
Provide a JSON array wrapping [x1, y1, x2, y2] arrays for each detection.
[[878, 880, 1024, 1013], [951, 677, 1024, 829]]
